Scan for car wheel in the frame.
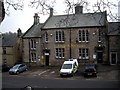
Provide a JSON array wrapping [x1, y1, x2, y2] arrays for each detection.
[[71, 72, 74, 77], [16, 71, 19, 75], [25, 68, 28, 71], [60, 74, 63, 77]]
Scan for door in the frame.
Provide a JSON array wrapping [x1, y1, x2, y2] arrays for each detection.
[[97, 51, 103, 63], [110, 52, 117, 65], [44, 49, 50, 66], [45, 55, 49, 66]]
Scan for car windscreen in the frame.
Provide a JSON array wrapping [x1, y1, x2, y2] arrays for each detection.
[[85, 68, 96, 72], [62, 64, 72, 69], [12, 65, 20, 69]]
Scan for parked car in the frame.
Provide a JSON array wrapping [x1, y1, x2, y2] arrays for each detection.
[[84, 64, 97, 77], [9, 64, 28, 75], [60, 59, 79, 77], [0, 64, 10, 72]]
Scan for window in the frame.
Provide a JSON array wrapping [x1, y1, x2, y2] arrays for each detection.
[[56, 48, 65, 58], [3, 47, 6, 54], [98, 30, 102, 42], [79, 48, 89, 59], [55, 31, 65, 42], [30, 39, 36, 49], [31, 53, 36, 62], [79, 30, 89, 42], [45, 32, 48, 42]]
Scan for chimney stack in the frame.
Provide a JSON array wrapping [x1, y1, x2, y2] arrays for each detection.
[[50, 8, 53, 17], [17, 28, 22, 38], [34, 13, 40, 25], [75, 5, 83, 14]]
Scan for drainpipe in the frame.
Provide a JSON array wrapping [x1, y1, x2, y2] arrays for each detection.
[[108, 35, 110, 65], [69, 29, 72, 59], [29, 39, 31, 67]]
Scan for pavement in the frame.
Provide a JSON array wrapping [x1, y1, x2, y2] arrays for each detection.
[[3, 64, 120, 80]]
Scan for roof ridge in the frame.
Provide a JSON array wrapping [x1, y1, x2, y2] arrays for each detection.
[[52, 11, 106, 17]]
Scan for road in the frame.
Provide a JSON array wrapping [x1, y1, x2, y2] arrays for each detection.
[[2, 73, 120, 89]]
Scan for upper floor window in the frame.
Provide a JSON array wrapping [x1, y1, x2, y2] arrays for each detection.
[[98, 30, 102, 42], [56, 48, 65, 59], [79, 30, 89, 42], [45, 32, 48, 42], [79, 48, 89, 59], [30, 39, 36, 49], [55, 31, 65, 42]]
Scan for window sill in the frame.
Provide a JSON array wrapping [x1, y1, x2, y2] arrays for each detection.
[[56, 57, 65, 59], [55, 41, 65, 43], [77, 41, 89, 43]]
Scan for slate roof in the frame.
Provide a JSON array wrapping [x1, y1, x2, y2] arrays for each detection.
[[42, 11, 107, 29], [108, 22, 120, 35], [22, 23, 43, 38], [1, 33, 17, 47]]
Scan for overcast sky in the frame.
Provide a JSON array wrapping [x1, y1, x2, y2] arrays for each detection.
[[0, 0, 119, 33]]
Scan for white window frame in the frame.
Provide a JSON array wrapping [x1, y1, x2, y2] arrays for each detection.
[[79, 30, 89, 42], [55, 31, 65, 43], [56, 48, 65, 59], [45, 32, 48, 42], [98, 30, 102, 42], [79, 48, 89, 59], [30, 39, 36, 50]]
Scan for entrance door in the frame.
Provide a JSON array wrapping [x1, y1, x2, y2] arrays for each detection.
[[45, 55, 49, 66], [110, 52, 117, 65], [97, 51, 103, 63], [44, 49, 50, 66]]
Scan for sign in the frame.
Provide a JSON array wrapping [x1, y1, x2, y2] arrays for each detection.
[[45, 53, 49, 55], [38, 56, 40, 61], [93, 54, 96, 59]]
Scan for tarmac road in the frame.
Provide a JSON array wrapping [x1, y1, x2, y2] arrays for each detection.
[[2, 74, 120, 89], [2, 64, 120, 89]]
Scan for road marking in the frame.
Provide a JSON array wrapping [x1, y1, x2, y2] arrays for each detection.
[[38, 70, 50, 76], [51, 71, 55, 74]]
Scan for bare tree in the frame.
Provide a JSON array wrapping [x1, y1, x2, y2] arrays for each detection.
[[3, 0, 119, 21], [4, 0, 56, 15], [63, 0, 119, 21]]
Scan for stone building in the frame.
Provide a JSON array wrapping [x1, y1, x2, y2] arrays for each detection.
[[0, 29, 22, 67], [22, 5, 108, 66], [108, 22, 120, 65]]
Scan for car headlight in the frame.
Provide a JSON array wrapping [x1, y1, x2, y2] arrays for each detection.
[[68, 71, 72, 74]]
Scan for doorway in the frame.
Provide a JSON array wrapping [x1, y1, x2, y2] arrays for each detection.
[[110, 52, 117, 65], [97, 51, 103, 63], [44, 49, 50, 66]]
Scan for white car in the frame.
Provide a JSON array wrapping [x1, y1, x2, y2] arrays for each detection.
[[60, 59, 79, 77]]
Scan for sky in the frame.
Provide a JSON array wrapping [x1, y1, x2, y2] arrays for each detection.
[[0, 0, 119, 33]]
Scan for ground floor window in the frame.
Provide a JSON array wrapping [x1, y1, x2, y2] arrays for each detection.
[[56, 48, 65, 59], [31, 53, 36, 62], [79, 48, 89, 59]]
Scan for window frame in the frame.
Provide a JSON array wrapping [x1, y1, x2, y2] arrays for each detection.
[[31, 52, 36, 62], [45, 32, 48, 43], [55, 48, 65, 59], [79, 48, 89, 59], [79, 30, 89, 42], [55, 31, 65, 43]]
